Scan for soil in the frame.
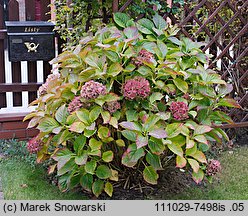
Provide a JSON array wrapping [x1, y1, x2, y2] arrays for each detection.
[[96, 127, 248, 200]]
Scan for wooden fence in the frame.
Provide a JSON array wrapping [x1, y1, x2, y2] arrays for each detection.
[[0, 0, 52, 139]]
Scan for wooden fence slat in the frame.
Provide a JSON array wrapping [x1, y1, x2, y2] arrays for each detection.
[[27, 62, 37, 103], [40, 0, 51, 21], [0, 1, 6, 108], [202, 1, 248, 52], [8, 0, 22, 106], [0, 82, 42, 92]]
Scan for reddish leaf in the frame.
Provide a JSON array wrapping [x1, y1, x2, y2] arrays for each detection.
[[136, 134, 148, 149], [217, 97, 241, 108], [194, 125, 212, 135], [176, 156, 187, 168], [191, 150, 207, 163], [148, 129, 167, 139], [192, 169, 204, 184]]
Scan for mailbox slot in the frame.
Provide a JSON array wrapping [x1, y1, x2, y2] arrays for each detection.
[[5, 21, 55, 62]]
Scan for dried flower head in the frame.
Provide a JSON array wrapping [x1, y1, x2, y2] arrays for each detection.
[[68, 96, 83, 113], [27, 136, 43, 154], [170, 101, 189, 120], [132, 49, 155, 67], [80, 80, 107, 100], [206, 159, 221, 176], [38, 73, 60, 96], [123, 77, 151, 100], [103, 101, 121, 113]]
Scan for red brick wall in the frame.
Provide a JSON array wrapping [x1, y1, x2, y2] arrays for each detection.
[[0, 113, 39, 140]]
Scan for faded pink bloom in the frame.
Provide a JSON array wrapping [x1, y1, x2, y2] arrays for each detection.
[[68, 96, 83, 113], [27, 136, 43, 154], [132, 49, 154, 67], [123, 77, 150, 100], [170, 101, 189, 120], [206, 159, 221, 176], [103, 101, 121, 113], [38, 73, 60, 96], [80, 80, 107, 99]]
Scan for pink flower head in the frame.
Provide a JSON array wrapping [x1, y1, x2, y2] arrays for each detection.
[[170, 101, 189, 120], [132, 49, 154, 67], [38, 73, 60, 96], [27, 136, 43, 154], [123, 77, 150, 100], [68, 96, 83, 113], [103, 101, 121, 113], [206, 159, 221, 176], [80, 80, 107, 100]]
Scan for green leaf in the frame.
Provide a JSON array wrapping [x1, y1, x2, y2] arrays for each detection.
[[92, 179, 104, 197], [156, 40, 168, 58], [166, 123, 182, 138], [167, 143, 183, 157], [137, 18, 155, 34], [85, 53, 100, 68], [146, 151, 163, 170], [55, 104, 69, 124], [58, 130, 73, 144], [194, 135, 208, 145], [186, 138, 195, 149], [137, 66, 152, 76], [192, 169, 204, 184], [98, 126, 112, 141], [122, 144, 145, 167], [217, 97, 241, 108], [176, 156, 187, 168], [105, 50, 119, 62], [149, 92, 164, 104], [188, 111, 197, 118], [188, 158, 200, 173], [143, 166, 158, 185], [69, 122, 85, 133], [37, 117, 60, 132], [89, 106, 101, 122], [104, 182, 113, 197], [85, 160, 97, 174], [75, 153, 88, 165], [168, 134, 186, 146], [121, 130, 136, 142], [173, 78, 188, 94], [143, 115, 160, 132], [113, 12, 130, 28], [116, 139, 125, 147], [76, 109, 90, 124], [102, 151, 114, 162], [57, 158, 76, 176], [89, 138, 102, 151], [153, 13, 167, 30], [148, 139, 165, 155], [80, 174, 93, 192], [96, 165, 112, 179], [194, 125, 212, 135], [101, 110, 111, 124], [109, 117, 118, 129], [74, 135, 86, 154], [126, 110, 138, 122], [107, 62, 123, 77]]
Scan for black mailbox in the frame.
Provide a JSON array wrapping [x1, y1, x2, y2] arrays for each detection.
[[5, 21, 55, 62]]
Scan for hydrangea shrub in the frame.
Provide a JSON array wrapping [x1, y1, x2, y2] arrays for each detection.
[[25, 13, 240, 197]]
